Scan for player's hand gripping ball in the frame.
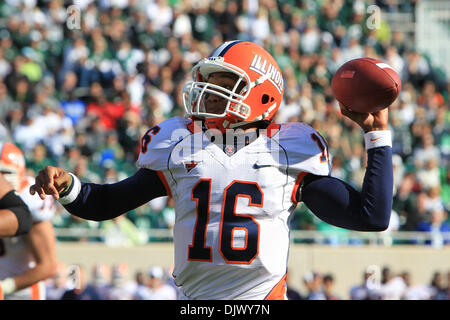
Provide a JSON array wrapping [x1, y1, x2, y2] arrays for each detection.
[[331, 58, 401, 113]]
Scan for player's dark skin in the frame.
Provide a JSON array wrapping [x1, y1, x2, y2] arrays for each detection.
[[30, 71, 389, 201], [203, 72, 246, 115], [0, 173, 20, 236]]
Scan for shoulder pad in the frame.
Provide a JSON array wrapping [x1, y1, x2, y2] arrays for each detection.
[[275, 122, 331, 176], [136, 117, 192, 171]]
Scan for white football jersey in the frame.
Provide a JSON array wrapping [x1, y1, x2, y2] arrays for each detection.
[[137, 117, 331, 299], [0, 176, 55, 300]]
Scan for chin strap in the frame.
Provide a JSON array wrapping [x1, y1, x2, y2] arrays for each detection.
[[228, 102, 278, 129], [225, 73, 272, 128], [222, 101, 277, 129]]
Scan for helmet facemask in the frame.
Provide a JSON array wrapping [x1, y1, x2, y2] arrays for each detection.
[[182, 57, 252, 125], [0, 170, 21, 191], [0, 142, 26, 191]]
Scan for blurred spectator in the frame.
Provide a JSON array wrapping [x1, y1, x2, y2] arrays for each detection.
[[413, 133, 441, 170], [303, 271, 326, 300], [96, 131, 125, 169], [89, 263, 110, 299], [392, 154, 405, 194], [86, 82, 126, 130], [401, 271, 433, 300], [13, 115, 46, 152], [429, 271, 448, 300], [73, 156, 102, 183], [103, 263, 134, 300], [330, 155, 348, 181], [0, 80, 19, 123], [61, 264, 104, 300], [60, 93, 87, 128], [425, 186, 444, 213], [401, 191, 430, 232], [406, 51, 431, 89], [27, 143, 53, 174], [0, 119, 11, 141], [45, 262, 69, 300], [323, 273, 340, 300], [417, 206, 450, 247], [349, 269, 378, 300], [147, 266, 177, 300], [286, 271, 303, 300], [73, 133, 94, 158], [132, 270, 149, 300], [416, 158, 441, 191], [417, 81, 444, 110], [250, 7, 270, 44], [379, 267, 407, 300], [137, 266, 177, 300], [116, 110, 142, 161]]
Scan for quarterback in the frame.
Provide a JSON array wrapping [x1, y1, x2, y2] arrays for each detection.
[[30, 41, 393, 300]]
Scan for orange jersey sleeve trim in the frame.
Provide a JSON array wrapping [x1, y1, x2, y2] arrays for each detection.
[[157, 171, 172, 198], [30, 283, 41, 300], [264, 273, 287, 300], [291, 171, 308, 203]]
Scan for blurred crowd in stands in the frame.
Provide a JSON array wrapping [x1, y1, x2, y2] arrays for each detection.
[[45, 262, 178, 300], [44, 262, 449, 300], [0, 0, 448, 242], [287, 266, 450, 300]]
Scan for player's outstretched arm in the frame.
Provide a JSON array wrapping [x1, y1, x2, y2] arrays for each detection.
[[30, 166, 167, 221], [298, 104, 393, 231], [0, 173, 32, 237], [300, 146, 392, 231]]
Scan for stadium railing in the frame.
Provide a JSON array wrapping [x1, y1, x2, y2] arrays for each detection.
[[53, 228, 450, 246]]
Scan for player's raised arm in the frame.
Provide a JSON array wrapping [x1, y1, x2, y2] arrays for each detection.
[[0, 173, 32, 237], [298, 104, 393, 232], [30, 166, 167, 221]]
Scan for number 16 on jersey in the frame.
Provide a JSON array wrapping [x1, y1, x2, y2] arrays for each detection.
[[188, 179, 263, 264]]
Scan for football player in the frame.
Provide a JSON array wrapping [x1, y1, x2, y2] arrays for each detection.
[[30, 41, 393, 300], [0, 142, 57, 299], [0, 172, 31, 238]]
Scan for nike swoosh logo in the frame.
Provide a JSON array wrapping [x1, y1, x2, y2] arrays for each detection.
[[253, 163, 272, 169], [370, 138, 381, 142]]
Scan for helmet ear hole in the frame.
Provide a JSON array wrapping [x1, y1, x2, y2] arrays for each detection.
[[261, 94, 270, 104]]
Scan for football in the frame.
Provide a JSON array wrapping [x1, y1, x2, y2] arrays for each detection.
[[331, 57, 401, 113]]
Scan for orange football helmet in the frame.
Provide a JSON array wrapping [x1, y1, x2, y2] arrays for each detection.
[[182, 40, 284, 131], [0, 142, 26, 191]]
